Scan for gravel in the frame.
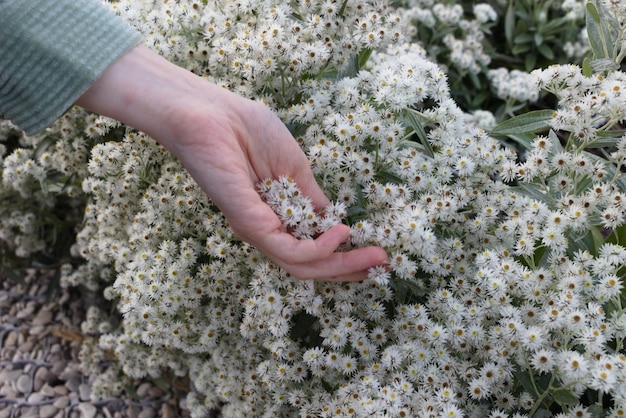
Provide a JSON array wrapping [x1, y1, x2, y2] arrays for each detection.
[[0, 270, 190, 418]]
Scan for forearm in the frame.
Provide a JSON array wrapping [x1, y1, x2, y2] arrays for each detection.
[[75, 45, 241, 157], [0, 0, 141, 134]]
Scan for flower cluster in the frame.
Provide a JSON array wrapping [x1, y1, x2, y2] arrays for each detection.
[[487, 68, 540, 104], [258, 176, 345, 239], [58, 0, 626, 416], [0, 110, 93, 261], [399, 1, 495, 75], [537, 65, 626, 144], [1, 0, 624, 417], [112, 0, 408, 104]]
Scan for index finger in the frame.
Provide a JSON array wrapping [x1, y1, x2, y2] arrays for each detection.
[[255, 224, 389, 280]]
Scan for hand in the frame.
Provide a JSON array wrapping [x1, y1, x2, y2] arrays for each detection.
[[77, 45, 388, 281]]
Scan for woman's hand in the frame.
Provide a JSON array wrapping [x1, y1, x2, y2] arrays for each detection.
[[77, 45, 388, 281]]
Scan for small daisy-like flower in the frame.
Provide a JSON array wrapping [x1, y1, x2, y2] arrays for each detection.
[[531, 349, 555, 374]]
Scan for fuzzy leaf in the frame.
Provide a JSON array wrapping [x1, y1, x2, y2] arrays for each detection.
[[552, 388, 580, 407], [586, 1, 614, 60], [490, 110, 553, 136]]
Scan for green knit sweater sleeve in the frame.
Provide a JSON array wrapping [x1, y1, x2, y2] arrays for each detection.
[[0, 0, 142, 135]]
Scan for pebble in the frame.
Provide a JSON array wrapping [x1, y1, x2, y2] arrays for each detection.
[[0, 388, 18, 398], [16, 304, 35, 319], [18, 339, 34, 353], [69, 391, 79, 402], [34, 366, 54, 391], [0, 270, 192, 418], [19, 407, 37, 418], [136, 382, 152, 398], [1, 347, 16, 361], [27, 391, 46, 403], [77, 402, 97, 418], [51, 360, 67, 375], [79, 382, 91, 401], [32, 308, 53, 326], [29, 324, 45, 335], [4, 330, 18, 346], [0, 384, 14, 396], [16, 372, 33, 394], [53, 395, 70, 409], [148, 386, 166, 398], [138, 407, 156, 418], [0, 369, 23, 383], [53, 384, 68, 396], [161, 403, 176, 418], [65, 375, 80, 393], [41, 383, 57, 397], [40, 405, 59, 418]]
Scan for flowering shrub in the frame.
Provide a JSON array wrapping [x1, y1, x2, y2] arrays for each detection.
[[1, 0, 625, 417], [397, 0, 588, 113], [0, 109, 110, 277]]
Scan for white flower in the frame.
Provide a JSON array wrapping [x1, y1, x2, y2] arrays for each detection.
[[531, 349, 555, 374], [473, 4, 497, 23]]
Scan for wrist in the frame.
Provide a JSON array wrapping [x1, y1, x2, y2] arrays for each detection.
[[75, 45, 241, 152]]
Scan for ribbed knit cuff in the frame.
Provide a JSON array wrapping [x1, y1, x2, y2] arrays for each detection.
[[0, 0, 142, 135]]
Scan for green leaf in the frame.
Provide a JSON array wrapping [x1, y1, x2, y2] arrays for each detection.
[[512, 44, 531, 55], [590, 58, 620, 72], [514, 33, 534, 44], [505, 1, 515, 48], [31, 136, 56, 161], [533, 244, 548, 267], [583, 57, 593, 77], [552, 388, 580, 407], [337, 0, 349, 17], [569, 226, 605, 257], [543, 18, 570, 34], [346, 202, 367, 221], [587, 404, 607, 418], [321, 379, 339, 393], [586, 1, 614, 60], [403, 109, 435, 158], [586, 1, 601, 24], [606, 223, 626, 246], [374, 170, 406, 185], [515, 368, 540, 396], [587, 131, 625, 148], [513, 183, 550, 204], [533, 410, 555, 418], [537, 43, 555, 60], [502, 132, 535, 151], [124, 381, 140, 401], [515, 15, 528, 34], [524, 53, 537, 71], [490, 110, 553, 136], [151, 377, 172, 393], [392, 277, 428, 304], [357, 48, 373, 70]]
